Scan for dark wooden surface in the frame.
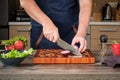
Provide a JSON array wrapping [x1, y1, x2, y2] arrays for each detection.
[[0, 55, 120, 80]]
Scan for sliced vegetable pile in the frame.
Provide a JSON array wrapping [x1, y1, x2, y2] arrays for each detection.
[[1, 36, 27, 50], [0, 48, 34, 59]]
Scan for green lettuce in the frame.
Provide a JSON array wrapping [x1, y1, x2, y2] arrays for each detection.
[[0, 48, 34, 59], [1, 36, 28, 46]]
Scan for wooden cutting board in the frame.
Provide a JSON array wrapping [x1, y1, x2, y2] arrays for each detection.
[[33, 49, 95, 64]]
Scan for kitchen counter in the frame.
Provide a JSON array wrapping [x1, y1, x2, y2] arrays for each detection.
[[90, 21, 120, 26], [9, 21, 120, 26], [9, 22, 31, 26], [0, 55, 120, 80]]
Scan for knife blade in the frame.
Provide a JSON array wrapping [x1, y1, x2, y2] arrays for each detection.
[[57, 38, 82, 57]]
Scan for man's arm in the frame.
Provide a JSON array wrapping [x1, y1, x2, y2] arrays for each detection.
[[72, 0, 92, 52], [20, 0, 59, 42], [77, 0, 92, 38]]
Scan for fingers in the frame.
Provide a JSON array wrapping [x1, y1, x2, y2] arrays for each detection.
[[78, 40, 87, 52], [44, 31, 59, 43], [53, 32, 59, 43], [72, 37, 87, 53], [44, 32, 53, 41]]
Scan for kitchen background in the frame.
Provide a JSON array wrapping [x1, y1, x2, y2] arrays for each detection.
[[0, 0, 120, 50], [8, 0, 120, 22], [93, 0, 120, 21]]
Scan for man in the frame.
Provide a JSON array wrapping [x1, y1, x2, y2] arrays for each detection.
[[20, 0, 92, 52]]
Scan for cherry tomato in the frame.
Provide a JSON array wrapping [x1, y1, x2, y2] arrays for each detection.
[[6, 45, 14, 51]]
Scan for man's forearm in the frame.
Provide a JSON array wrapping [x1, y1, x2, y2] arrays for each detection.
[[20, 0, 53, 27], [77, 0, 92, 37]]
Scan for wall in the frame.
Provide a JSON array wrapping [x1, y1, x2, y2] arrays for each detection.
[[92, 0, 120, 21], [93, 0, 120, 12], [8, 0, 20, 21]]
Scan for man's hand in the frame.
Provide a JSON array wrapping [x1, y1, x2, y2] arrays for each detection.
[[43, 22, 59, 43], [71, 34, 87, 52]]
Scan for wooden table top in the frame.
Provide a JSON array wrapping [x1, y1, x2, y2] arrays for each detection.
[[0, 55, 120, 80]]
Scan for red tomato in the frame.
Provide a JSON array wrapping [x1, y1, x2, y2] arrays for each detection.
[[14, 40, 25, 50], [6, 45, 14, 50]]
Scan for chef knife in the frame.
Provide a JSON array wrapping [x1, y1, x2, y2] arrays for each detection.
[[57, 38, 82, 57]]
